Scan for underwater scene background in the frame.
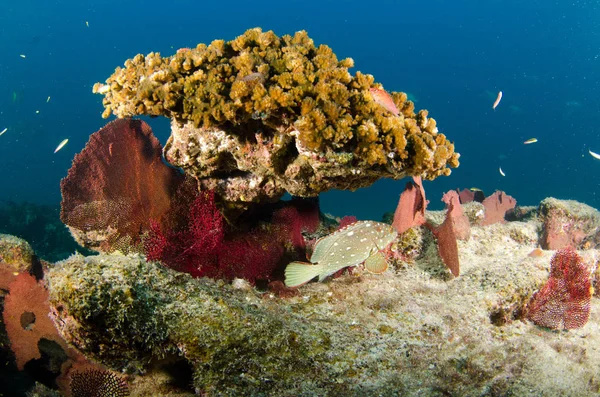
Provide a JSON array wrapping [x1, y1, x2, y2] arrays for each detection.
[[4, 1, 600, 396], [1, 0, 599, 224]]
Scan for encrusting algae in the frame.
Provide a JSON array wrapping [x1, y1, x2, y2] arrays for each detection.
[[94, 28, 459, 208]]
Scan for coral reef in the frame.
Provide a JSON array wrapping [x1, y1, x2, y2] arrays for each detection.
[[0, 235, 40, 289], [93, 28, 459, 208], [45, 208, 600, 395], [60, 119, 187, 254], [47, 254, 329, 394]]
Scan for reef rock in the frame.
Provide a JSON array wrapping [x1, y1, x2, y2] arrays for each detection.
[[46, 214, 600, 396], [539, 197, 600, 250]]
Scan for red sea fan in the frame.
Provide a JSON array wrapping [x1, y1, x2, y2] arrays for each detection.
[[60, 118, 185, 254], [527, 247, 592, 330], [271, 198, 320, 251]]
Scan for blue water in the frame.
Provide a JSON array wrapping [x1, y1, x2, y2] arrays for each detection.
[[1, 0, 599, 220]]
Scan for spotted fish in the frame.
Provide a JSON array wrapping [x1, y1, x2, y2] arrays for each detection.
[[284, 221, 398, 287]]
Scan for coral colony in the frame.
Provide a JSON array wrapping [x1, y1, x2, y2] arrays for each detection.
[[2, 28, 600, 396]]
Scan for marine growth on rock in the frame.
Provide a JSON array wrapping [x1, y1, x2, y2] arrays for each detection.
[[94, 28, 459, 209]]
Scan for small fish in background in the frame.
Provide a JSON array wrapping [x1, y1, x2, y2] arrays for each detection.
[[284, 221, 397, 287], [492, 91, 503, 110], [524, 138, 538, 145], [19, 54, 26, 59], [46, 96, 51, 103], [499, 167, 505, 177], [54, 138, 69, 153], [0, 127, 7, 136], [85, 21, 89, 27], [369, 87, 399, 116], [589, 149, 600, 160]]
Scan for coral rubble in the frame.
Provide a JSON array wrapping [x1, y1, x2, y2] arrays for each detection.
[[93, 28, 459, 208]]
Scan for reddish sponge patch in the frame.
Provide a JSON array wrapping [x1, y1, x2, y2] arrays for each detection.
[[527, 247, 592, 330], [3, 273, 70, 370]]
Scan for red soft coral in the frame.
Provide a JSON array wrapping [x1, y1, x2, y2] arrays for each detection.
[[144, 191, 224, 277], [219, 231, 284, 281], [527, 247, 592, 330], [144, 191, 287, 282], [271, 198, 320, 251]]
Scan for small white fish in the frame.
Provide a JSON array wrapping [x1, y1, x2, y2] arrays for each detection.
[[589, 149, 600, 160], [46, 96, 51, 103], [492, 91, 503, 110], [35, 110, 39, 114], [0, 127, 7, 136], [524, 138, 538, 144], [54, 138, 69, 153], [19, 54, 26, 59], [86, 21, 89, 27], [499, 167, 505, 177]]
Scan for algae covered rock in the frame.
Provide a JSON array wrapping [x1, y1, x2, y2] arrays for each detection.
[[94, 28, 459, 207], [46, 254, 330, 394], [44, 216, 600, 396]]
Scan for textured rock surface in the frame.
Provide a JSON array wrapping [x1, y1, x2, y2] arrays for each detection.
[[0, 234, 35, 273], [94, 28, 459, 207], [46, 217, 600, 396], [539, 197, 600, 250]]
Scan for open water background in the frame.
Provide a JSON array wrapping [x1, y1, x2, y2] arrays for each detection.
[[1, 0, 599, 220]]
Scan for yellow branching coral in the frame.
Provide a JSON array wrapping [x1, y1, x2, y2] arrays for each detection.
[[94, 28, 459, 206]]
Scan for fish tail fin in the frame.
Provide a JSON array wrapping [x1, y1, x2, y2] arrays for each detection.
[[284, 262, 325, 287]]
